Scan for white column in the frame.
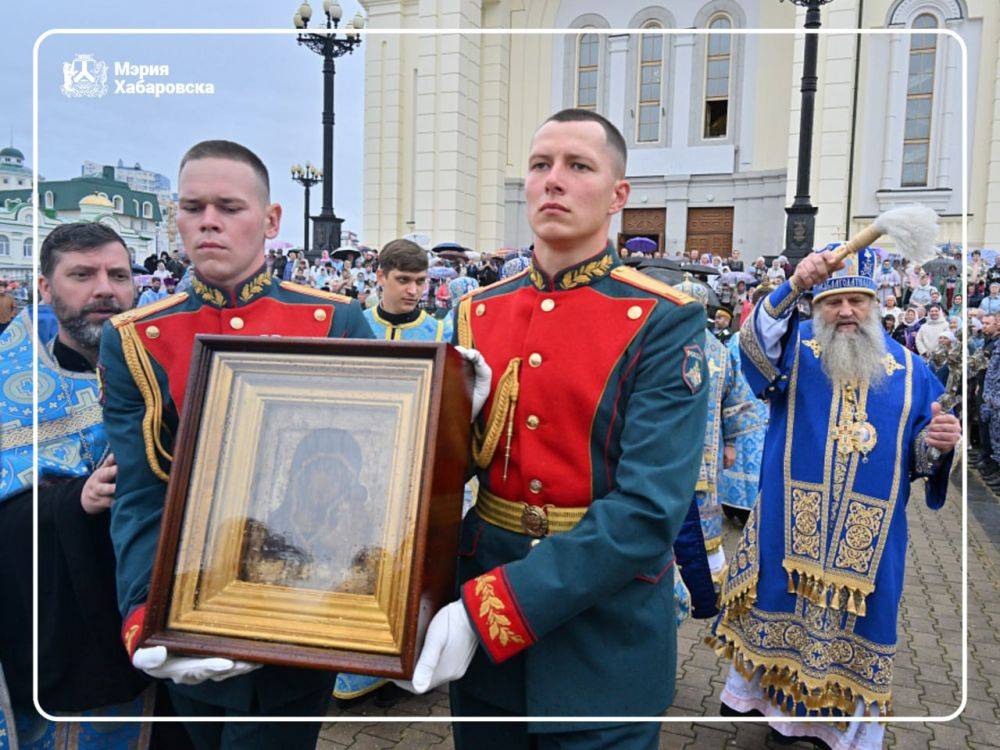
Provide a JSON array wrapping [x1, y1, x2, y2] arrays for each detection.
[[477, 31, 509, 251], [606, 34, 628, 135], [880, 30, 908, 190], [362, 0, 406, 248], [933, 26, 959, 191], [670, 34, 695, 147], [981, 27, 1000, 246]]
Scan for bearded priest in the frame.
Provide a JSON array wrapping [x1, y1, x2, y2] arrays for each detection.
[[708, 246, 961, 749]]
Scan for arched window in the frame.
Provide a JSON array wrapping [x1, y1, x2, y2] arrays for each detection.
[[637, 23, 664, 142], [44, 191, 54, 209], [704, 14, 732, 138], [576, 31, 600, 110], [142, 201, 153, 219], [113, 195, 124, 213], [0, 235, 9, 256], [902, 14, 937, 186], [132, 199, 140, 215], [99, 192, 109, 200], [23, 238, 32, 258]]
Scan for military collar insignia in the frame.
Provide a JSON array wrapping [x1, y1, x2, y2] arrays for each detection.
[[191, 274, 226, 307], [528, 244, 617, 292], [191, 264, 273, 308], [237, 269, 273, 305]]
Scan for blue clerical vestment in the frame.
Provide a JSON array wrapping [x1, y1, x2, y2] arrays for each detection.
[[710, 280, 953, 716], [0, 309, 108, 503], [363, 307, 453, 342], [695, 333, 757, 567], [718, 332, 768, 511]]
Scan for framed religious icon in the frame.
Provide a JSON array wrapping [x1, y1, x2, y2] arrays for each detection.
[[141, 336, 472, 678]]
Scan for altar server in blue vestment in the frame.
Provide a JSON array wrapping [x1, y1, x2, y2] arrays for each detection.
[[339, 238, 452, 704], [719, 286, 771, 527], [709, 247, 961, 749], [672, 274, 757, 582], [363, 238, 453, 342]]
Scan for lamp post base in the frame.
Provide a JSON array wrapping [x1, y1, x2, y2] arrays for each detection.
[[783, 204, 818, 265], [311, 213, 343, 262]]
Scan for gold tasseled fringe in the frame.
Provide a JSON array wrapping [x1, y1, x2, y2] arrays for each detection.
[[718, 573, 757, 622], [705, 535, 725, 552], [704, 632, 892, 719], [782, 564, 871, 617]]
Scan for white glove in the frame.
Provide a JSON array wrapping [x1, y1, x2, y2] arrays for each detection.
[[392, 601, 477, 694], [454, 346, 492, 421], [132, 645, 261, 686]]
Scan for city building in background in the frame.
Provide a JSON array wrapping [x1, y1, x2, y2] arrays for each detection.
[[81, 159, 179, 254], [0, 149, 162, 276], [360, 0, 996, 261]]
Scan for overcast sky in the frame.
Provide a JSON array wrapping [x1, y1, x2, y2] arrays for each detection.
[[4, 1, 368, 246]]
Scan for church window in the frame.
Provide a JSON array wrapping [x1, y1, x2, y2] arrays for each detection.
[[704, 15, 732, 138], [637, 24, 664, 142], [576, 31, 599, 110], [902, 14, 937, 187]]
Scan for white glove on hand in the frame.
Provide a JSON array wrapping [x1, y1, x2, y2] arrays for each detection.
[[132, 645, 261, 686], [454, 346, 492, 421], [393, 601, 477, 694]]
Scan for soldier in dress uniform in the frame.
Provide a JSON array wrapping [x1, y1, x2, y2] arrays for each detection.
[[363, 238, 453, 342], [99, 140, 374, 749], [396, 109, 710, 749]]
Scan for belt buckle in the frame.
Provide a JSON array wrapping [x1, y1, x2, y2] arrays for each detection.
[[520, 504, 548, 538]]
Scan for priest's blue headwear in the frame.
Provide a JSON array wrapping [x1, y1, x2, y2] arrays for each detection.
[[811, 243, 878, 303]]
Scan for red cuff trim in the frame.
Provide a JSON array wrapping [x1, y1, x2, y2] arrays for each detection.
[[122, 604, 147, 659], [635, 559, 675, 584], [461, 567, 534, 664]]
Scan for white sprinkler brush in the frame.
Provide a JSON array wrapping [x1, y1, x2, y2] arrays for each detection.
[[831, 204, 940, 265]]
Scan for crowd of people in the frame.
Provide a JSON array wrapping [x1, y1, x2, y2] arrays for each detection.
[[0, 110, 967, 750]]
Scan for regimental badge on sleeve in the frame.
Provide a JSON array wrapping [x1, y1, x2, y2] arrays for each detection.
[[682, 344, 705, 393]]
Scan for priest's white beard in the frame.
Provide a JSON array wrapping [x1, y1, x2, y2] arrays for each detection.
[[813, 307, 887, 389]]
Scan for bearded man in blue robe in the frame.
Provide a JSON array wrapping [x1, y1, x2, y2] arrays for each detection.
[[709, 247, 961, 749]]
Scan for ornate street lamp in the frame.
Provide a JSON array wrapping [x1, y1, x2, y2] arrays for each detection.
[[293, 1, 366, 260], [290, 162, 323, 254], [782, 0, 834, 264]]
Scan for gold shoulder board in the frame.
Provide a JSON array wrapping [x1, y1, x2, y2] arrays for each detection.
[[611, 266, 695, 306], [280, 280, 353, 304], [459, 267, 530, 303], [111, 293, 189, 330]]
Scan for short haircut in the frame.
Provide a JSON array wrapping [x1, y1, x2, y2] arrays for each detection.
[[540, 108, 627, 177], [379, 239, 429, 275], [40, 221, 129, 278], [179, 139, 270, 201]]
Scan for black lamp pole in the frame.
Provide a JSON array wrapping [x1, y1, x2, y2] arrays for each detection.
[[290, 163, 322, 254], [783, 0, 834, 264], [294, 1, 364, 261]]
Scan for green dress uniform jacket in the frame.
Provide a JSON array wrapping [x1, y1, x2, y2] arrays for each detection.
[[451, 245, 709, 729], [99, 266, 374, 712]]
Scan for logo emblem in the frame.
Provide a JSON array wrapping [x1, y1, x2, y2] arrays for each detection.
[[61, 54, 109, 98], [682, 344, 705, 393]]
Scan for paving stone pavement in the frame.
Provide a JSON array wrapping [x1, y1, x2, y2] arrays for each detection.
[[319, 472, 997, 749]]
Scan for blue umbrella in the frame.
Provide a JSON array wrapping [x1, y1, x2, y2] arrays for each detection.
[[428, 265, 457, 280], [718, 271, 757, 285], [624, 237, 657, 254]]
